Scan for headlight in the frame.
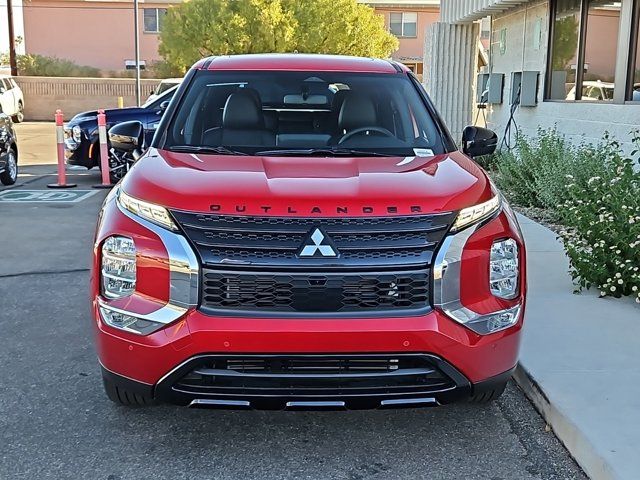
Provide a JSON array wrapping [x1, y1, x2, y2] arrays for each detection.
[[101, 235, 136, 298], [117, 189, 178, 231], [490, 238, 519, 299], [452, 195, 501, 232], [72, 125, 82, 143], [99, 304, 164, 335]]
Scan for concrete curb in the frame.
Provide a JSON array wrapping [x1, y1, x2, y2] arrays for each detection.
[[513, 364, 615, 480]]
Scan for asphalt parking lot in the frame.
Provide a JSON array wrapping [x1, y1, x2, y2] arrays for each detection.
[[0, 123, 587, 480]]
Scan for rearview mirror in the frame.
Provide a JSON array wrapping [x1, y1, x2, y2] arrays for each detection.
[[462, 126, 498, 158], [109, 121, 144, 153]]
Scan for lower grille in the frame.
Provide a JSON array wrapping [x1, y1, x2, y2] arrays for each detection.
[[201, 269, 430, 316], [170, 355, 457, 397]]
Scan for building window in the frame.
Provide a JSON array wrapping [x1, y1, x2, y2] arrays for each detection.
[[547, 0, 622, 100], [143, 8, 167, 33], [389, 12, 418, 37]]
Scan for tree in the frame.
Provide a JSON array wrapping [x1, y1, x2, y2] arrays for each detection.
[[287, 0, 398, 58], [159, 0, 399, 73]]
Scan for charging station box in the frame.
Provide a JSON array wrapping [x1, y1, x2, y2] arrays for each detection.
[[487, 73, 504, 104], [511, 71, 539, 106]]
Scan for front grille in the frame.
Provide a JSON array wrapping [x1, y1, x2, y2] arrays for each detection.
[[170, 354, 458, 398], [170, 211, 456, 316], [170, 211, 456, 269], [201, 269, 429, 315]]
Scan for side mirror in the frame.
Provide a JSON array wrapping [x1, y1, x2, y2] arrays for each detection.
[[108, 121, 144, 153], [0, 87, 5, 94], [158, 100, 170, 113], [462, 126, 498, 158]]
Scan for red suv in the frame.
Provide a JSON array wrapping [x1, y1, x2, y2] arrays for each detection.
[[93, 54, 526, 410]]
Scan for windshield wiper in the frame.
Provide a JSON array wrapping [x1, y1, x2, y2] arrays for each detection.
[[167, 145, 249, 156], [255, 148, 398, 157]]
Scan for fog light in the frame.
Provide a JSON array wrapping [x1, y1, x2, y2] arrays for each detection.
[[101, 236, 136, 298], [490, 238, 519, 299], [99, 305, 163, 335], [465, 305, 521, 335]]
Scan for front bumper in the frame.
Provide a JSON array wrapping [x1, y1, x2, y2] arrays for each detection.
[[95, 301, 523, 409], [64, 137, 93, 168], [100, 354, 515, 410]]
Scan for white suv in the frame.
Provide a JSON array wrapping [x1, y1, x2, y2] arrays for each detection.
[[0, 75, 25, 123]]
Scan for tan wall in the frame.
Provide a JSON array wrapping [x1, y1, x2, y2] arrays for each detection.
[[15, 76, 160, 121], [23, 0, 169, 71]]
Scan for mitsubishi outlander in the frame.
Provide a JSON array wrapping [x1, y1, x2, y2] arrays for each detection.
[[92, 54, 526, 410]]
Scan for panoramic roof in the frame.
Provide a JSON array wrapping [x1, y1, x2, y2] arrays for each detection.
[[195, 54, 405, 74]]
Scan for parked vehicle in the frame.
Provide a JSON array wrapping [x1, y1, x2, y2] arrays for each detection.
[[146, 78, 182, 103], [64, 86, 177, 182], [566, 80, 615, 101], [94, 54, 526, 409], [0, 75, 25, 123], [0, 112, 18, 185]]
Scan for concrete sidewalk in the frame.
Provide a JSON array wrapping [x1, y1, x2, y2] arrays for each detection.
[[516, 215, 640, 480]]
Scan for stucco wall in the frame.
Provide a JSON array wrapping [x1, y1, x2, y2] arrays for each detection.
[[15, 76, 160, 120], [22, 0, 168, 71], [485, 1, 639, 152]]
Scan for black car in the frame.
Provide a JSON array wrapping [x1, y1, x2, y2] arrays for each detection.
[[0, 112, 18, 186], [64, 86, 177, 174]]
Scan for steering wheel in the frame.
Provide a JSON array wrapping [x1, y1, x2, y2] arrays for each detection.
[[338, 126, 395, 144]]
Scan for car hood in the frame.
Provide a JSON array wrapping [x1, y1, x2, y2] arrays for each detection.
[[120, 148, 494, 216], [69, 107, 148, 125]]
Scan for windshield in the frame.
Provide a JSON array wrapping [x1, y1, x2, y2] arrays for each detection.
[[162, 70, 446, 156]]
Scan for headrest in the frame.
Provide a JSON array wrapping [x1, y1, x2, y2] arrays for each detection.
[[223, 91, 264, 130], [338, 94, 377, 131]]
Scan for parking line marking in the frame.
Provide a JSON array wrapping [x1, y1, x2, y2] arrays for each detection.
[[0, 189, 100, 203]]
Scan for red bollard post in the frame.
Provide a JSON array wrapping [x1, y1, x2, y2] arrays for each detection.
[[47, 109, 77, 189], [93, 109, 113, 189]]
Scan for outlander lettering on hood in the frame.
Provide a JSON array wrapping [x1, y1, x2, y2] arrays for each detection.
[[94, 54, 526, 411], [209, 204, 425, 215]]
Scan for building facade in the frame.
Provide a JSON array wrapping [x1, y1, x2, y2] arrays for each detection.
[[429, 0, 640, 150], [2, 0, 439, 75]]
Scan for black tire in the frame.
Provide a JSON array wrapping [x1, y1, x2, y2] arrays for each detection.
[[12, 102, 24, 123], [0, 149, 18, 185], [103, 377, 155, 407], [469, 380, 507, 403]]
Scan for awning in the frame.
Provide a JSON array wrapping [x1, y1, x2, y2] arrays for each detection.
[[441, 0, 532, 24]]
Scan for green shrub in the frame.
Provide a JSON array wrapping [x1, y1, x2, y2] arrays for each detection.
[[495, 128, 609, 211], [148, 60, 185, 79], [493, 128, 639, 302], [0, 53, 101, 77], [557, 133, 640, 302]]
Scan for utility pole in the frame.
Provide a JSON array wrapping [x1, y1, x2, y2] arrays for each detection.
[[6, 0, 18, 76], [133, 0, 141, 106]]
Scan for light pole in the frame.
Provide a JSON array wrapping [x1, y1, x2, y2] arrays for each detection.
[[133, 0, 141, 106], [6, 0, 18, 76]]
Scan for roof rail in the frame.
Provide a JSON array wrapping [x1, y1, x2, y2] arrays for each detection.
[[387, 60, 404, 73]]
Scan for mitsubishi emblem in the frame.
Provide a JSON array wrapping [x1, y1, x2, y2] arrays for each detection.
[[298, 228, 338, 257]]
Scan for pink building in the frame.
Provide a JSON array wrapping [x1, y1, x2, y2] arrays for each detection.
[[21, 0, 173, 72], [13, 0, 440, 74], [365, 0, 440, 76]]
